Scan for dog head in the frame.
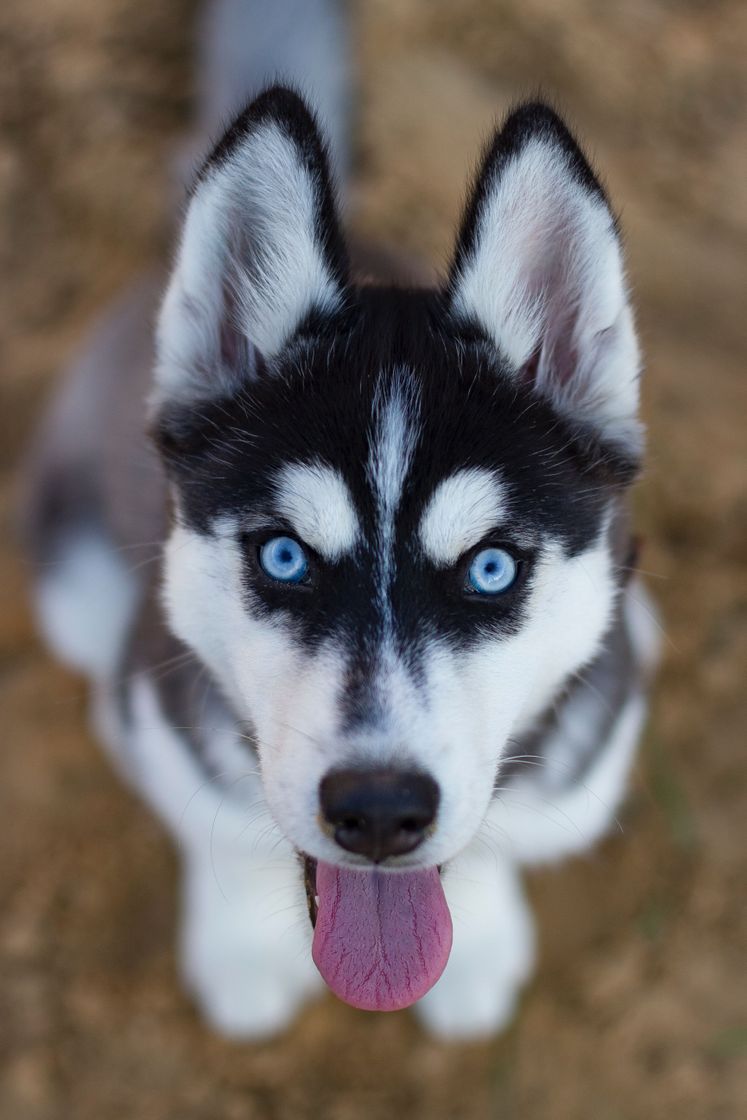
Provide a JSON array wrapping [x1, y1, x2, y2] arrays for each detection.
[[151, 88, 642, 1008]]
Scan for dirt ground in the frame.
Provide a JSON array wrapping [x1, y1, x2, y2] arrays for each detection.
[[1, 1, 746, 1117]]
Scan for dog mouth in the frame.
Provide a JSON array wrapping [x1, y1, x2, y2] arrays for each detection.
[[303, 855, 319, 927], [302, 854, 452, 1012]]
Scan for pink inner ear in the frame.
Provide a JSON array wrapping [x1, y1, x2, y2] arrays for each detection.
[[218, 278, 259, 384], [537, 290, 582, 391], [517, 220, 584, 392], [519, 347, 541, 388]]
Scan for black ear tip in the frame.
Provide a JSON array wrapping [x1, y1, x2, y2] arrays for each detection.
[[494, 98, 606, 202], [502, 99, 571, 131], [248, 83, 321, 130], [499, 99, 582, 155], [195, 83, 326, 189]]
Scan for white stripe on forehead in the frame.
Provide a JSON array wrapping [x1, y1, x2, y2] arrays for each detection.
[[419, 468, 509, 566], [368, 369, 421, 628], [273, 462, 360, 560], [369, 370, 420, 519]]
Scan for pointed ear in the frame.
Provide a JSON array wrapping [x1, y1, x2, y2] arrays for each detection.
[[448, 102, 642, 457], [153, 87, 348, 406]]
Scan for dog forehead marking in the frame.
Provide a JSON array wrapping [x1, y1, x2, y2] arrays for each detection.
[[368, 370, 420, 520], [367, 370, 421, 630], [273, 462, 360, 559], [419, 469, 509, 566]]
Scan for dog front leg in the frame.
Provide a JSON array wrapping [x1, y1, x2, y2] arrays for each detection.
[[178, 840, 324, 1039], [414, 842, 535, 1040], [120, 674, 322, 1038]]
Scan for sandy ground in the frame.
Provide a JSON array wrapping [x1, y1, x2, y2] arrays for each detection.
[[1, 1, 746, 1117]]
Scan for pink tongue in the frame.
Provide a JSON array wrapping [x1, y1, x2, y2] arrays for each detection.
[[311, 861, 453, 1012]]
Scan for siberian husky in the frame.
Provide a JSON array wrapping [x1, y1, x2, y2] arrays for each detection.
[[22, 0, 658, 1039]]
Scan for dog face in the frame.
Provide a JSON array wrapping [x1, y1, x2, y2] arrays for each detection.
[[153, 89, 641, 873]]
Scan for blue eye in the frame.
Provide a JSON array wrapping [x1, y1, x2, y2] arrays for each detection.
[[467, 548, 518, 595], [259, 536, 309, 584]]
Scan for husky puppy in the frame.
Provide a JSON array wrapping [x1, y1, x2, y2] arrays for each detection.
[[23, 0, 658, 1038]]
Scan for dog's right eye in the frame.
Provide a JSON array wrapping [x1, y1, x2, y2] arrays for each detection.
[[465, 547, 519, 596], [258, 536, 309, 584]]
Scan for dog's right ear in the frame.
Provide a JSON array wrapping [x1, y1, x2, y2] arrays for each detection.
[[447, 102, 642, 459], [153, 87, 348, 408]]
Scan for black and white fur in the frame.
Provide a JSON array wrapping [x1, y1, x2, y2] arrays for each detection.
[[23, 0, 658, 1039]]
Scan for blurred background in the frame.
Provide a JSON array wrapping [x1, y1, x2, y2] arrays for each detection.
[[1, 1, 745, 1117]]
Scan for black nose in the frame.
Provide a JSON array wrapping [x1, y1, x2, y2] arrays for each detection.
[[319, 768, 439, 863]]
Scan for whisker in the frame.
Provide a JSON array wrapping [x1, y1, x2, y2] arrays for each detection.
[[491, 790, 585, 839], [208, 772, 265, 900]]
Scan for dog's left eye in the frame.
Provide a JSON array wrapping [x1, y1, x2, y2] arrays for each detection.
[[466, 547, 518, 595], [259, 536, 309, 583]]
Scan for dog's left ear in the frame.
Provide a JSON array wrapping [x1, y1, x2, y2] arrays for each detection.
[[153, 86, 348, 408], [448, 102, 641, 456]]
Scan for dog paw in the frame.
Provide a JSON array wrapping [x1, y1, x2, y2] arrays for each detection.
[[184, 951, 316, 1039], [415, 957, 527, 1040], [179, 858, 323, 1040], [414, 855, 536, 1040]]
